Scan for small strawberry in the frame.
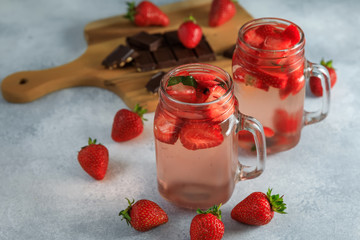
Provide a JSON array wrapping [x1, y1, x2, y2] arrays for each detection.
[[209, 0, 237, 27], [77, 138, 109, 180], [309, 59, 337, 97], [180, 121, 224, 150], [178, 15, 203, 49], [125, 1, 169, 27], [119, 198, 168, 232], [190, 204, 225, 240], [231, 188, 287, 226], [111, 104, 147, 142]]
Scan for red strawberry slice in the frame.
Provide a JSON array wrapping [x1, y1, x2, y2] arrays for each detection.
[[263, 32, 292, 50], [279, 67, 305, 100], [166, 83, 197, 103], [255, 25, 277, 38], [205, 85, 227, 102], [238, 130, 253, 142], [154, 110, 182, 144], [180, 121, 224, 150], [283, 24, 301, 46], [274, 109, 302, 134], [254, 70, 287, 89], [243, 28, 264, 48]]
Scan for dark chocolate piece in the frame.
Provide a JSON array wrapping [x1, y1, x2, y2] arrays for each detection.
[[146, 71, 166, 93], [153, 48, 177, 68], [223, 44, 236, 59], [164, 30, 197, 64], [164, 31, 181, 46], [134, 51, 157, 72], [127, 31, 163, 52], [101, 44, 138, 69], [193, 38, 216, 62]]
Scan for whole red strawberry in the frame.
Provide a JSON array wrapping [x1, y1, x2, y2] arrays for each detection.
[[111, 104, 147, 142], [231, 188, 287, 225], [190, 204, 224, 240], [178, 16, 203, 49], [125, 1, 169, 27], [77, 138, 109, 180], [119, 198, 168, 232], [209, 0, 237, 27], [309, 59, 337, 97]]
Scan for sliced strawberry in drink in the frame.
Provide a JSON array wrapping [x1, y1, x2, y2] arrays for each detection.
[[254, 70, 287, 89], [167, 83, 197, 103], [205, 85, 227, 102], [264, 127, 275, 138], [154, 110, 182, 144], [279, 66, 305, 100], [263, 32, 292, 50], [283, 24, 301, 46], [238, 126, 274, 143], [238, 130, 253, 142], [180, 121, 224, 150], [274, 109, 302, 134], [243, 28, 264, 48], [255, 24, 277, 38]]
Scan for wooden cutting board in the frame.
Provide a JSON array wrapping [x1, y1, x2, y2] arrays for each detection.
[[1, 0, 252, 112]]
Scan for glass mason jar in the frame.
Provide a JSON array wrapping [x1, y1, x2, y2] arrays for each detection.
[[153, 63, 266, 209], [232, 18, 331, 154]]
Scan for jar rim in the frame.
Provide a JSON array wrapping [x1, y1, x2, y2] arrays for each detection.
[[238, 17, 305, 53], [159, 63, 234, 107]]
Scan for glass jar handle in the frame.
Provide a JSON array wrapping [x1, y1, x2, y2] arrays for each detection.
[[304, 61, 331, 125], [236, 114, 266, 182]]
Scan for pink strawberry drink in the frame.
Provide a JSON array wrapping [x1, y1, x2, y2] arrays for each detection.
[[232, 18, 331, 154], [154, 63, 266, 209]]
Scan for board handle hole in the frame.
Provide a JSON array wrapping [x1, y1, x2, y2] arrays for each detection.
[[19, 78, 28, 84]]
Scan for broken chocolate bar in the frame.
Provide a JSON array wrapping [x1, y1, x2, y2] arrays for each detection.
[[135, 51, 157, 72], [194, 38, 216, 62], [126, 31, 163, 52], [101, 44, 138, 69], [223, 44, 236, 59], [146, 71, 166, 93]]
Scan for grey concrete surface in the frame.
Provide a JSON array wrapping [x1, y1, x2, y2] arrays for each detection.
[[0, 0, 359, 239]]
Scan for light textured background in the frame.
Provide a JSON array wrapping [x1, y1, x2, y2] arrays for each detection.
[[1, 0, 359, 239]]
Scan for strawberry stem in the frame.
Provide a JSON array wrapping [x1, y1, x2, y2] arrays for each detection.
[[184, 15, 197, 24], [196, 204, 222, 220], [124, 1, 136, 22], [119, 198, 135, 226], [88, 137, 97, 145], [133, 104, 148, 121], [266, 188, 287, 214], [321, 59, 334, 69]]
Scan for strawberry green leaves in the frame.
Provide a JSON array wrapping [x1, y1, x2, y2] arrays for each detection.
[[167, 76, 198, 88]]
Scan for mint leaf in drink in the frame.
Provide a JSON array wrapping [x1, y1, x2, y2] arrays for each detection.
[[167, 76, 198, 88]]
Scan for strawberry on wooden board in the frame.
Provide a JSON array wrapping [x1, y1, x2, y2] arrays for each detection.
[[77, 138, 109, 180], [309, 59, 337, 97], [209, 0, 237, 27], [111, 104, 147, 142], [119, 198, 168, 232], [125, 1, 169, 27], [178, 15, 203, 49], [231, 188, 287, 226], [190, 204, 225, 240], [179, 121, 224, 150]]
